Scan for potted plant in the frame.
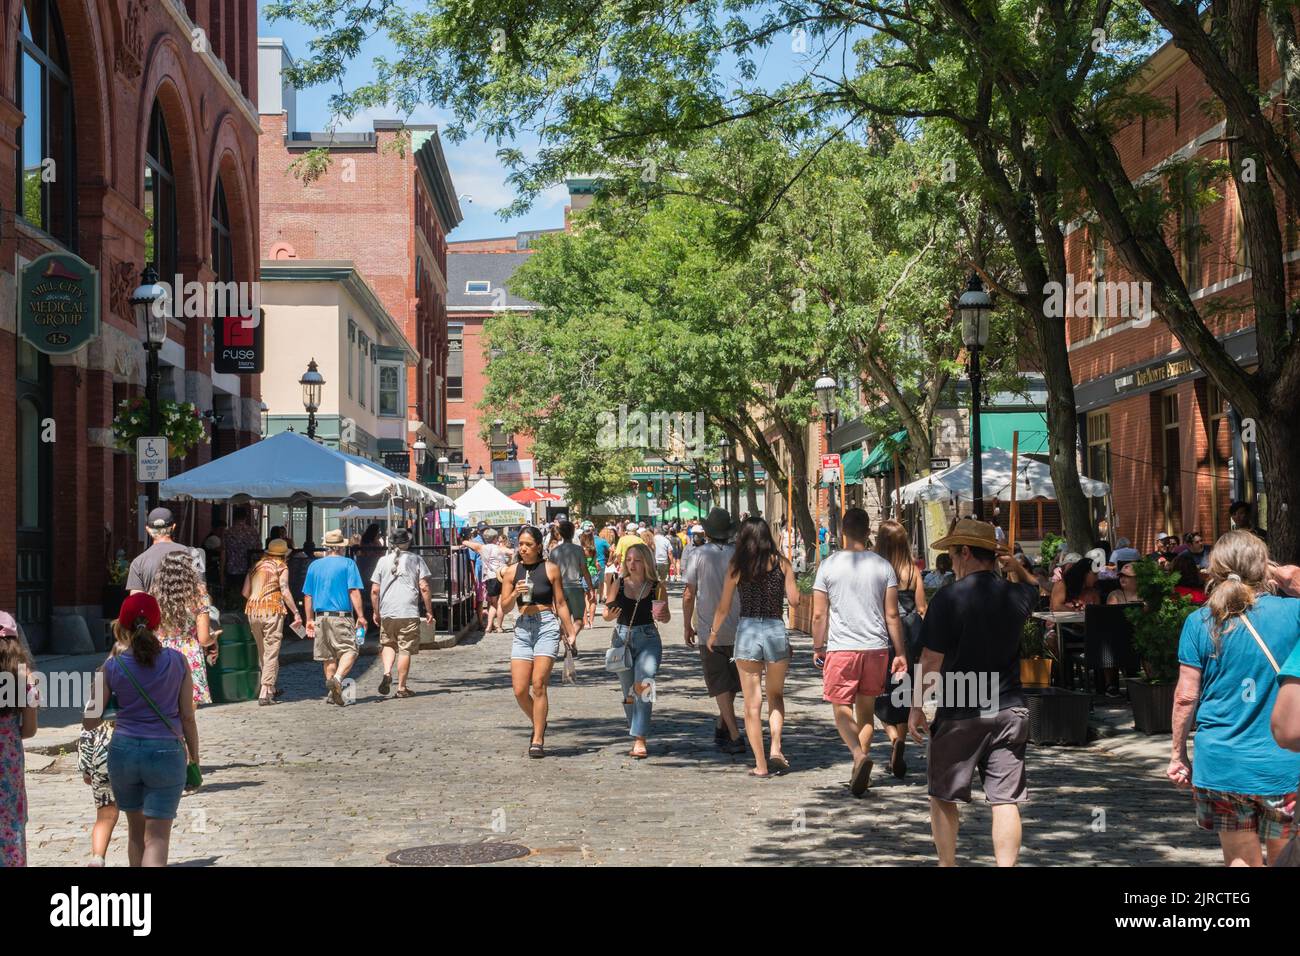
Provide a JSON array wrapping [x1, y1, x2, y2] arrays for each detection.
[[791, 570, 816, 633], [1019, 616, 1054, 688], [1038, 532, 1066, 568], [1124, 558, 1195, 734], [111, 397, 209, 459], [101, 549, 130, 620]]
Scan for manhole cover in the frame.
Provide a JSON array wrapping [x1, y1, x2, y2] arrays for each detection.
[[385, 843, 531, 866]]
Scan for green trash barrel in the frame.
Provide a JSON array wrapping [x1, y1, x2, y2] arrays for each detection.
[[206, 612, 261, 703]]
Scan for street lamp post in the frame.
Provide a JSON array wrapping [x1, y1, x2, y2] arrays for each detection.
[[299, 358, 325, 547], [130, 265, 169, 512], [717, 438, 730, 514], [461, 461, 471, 490], [959, 272, 993, 521], [814, 371, 839, 551]]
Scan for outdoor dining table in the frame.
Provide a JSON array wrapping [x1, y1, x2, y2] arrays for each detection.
[[1031, 610, 1087, 687], [1031, 610, 1087, 625]]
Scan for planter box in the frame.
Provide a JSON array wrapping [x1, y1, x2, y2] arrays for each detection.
[[1128, 678, 1176, 735], [1020, 657, 1053, 689], [1024, 688, 1092, 745], [790, 595, 813, 634]]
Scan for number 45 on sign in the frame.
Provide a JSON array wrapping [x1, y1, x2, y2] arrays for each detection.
[[136, 436, 169, 483]]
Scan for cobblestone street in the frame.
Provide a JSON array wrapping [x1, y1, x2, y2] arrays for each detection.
[[25, 589, 1220, 866]]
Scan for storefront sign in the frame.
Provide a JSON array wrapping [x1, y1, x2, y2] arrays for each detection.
[[18, 251, 100, 355], [1115, 356, 1196, 394], [213, 310, 265, 374]]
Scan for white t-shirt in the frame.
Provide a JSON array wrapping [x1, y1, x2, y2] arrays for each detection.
[[812, 549, 897, 652], [683, 542, 739, 644], [653, 534, 672, 565]]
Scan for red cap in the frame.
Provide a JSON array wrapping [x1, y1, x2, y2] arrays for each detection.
[[118, 592, 161, 631]]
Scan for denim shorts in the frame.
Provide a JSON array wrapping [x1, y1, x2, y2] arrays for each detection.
[[733, 616, 791, 663], [107, 733, 186, 820], [512, 610, 561, 661]]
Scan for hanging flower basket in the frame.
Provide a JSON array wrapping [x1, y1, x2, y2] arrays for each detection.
[[112, 397, 209, 459]]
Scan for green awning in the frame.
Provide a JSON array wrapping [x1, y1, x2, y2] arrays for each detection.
[[980, 412, 1049, 454], [661, 501, 702, 521], [840, 447, 863, 486], [862, 429, 910, 478]]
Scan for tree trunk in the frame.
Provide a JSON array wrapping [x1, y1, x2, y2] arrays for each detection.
[[727, 444, 742, 518], [743, 443, 760, 516], [1260, 395, 1300, 563]]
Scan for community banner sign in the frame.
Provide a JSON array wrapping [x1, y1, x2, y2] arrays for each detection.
[[18, 251, 101, 355]]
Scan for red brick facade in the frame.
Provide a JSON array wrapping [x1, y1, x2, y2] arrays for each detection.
[[1064, 27, 1297, 552], [258, 107, 461, 473], [1, 0, 261, 649]]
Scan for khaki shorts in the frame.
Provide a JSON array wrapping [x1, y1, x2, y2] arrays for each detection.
[[313, 614, 358, 663], [380, 617, 421, 656]]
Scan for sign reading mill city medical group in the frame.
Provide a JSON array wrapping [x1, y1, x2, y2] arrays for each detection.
[[18, 251, 101, 355]]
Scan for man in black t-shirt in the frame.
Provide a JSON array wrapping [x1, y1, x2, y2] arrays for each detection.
[[908, 519, 1038, 867]]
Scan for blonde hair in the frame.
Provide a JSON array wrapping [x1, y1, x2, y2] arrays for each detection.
[[623, 543, 659, 583], [1205, 530, 1271, 650]]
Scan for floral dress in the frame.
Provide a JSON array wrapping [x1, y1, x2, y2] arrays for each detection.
[[159, 603, 212, 706], [0, 682, 37, 867]]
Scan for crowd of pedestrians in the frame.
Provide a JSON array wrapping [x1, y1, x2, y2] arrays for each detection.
[[5, 498, 1300, 869]]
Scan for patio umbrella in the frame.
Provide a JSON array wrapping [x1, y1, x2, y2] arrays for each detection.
[[510, 487, 563, 504], [898, 448, 1109, 503]]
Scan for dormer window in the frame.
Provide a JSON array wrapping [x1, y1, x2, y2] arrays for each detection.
[[465, 280, 491, 294]]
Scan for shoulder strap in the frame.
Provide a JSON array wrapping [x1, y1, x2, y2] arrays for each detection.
[[1239, 614, 1281, 674], [113, 656, 184, 744]]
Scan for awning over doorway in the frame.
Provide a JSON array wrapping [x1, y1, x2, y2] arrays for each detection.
[[980, 412, 1049, 454], [862, 429, 910, 478]]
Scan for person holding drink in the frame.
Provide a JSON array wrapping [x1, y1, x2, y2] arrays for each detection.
[[603, 543, 670, 759]]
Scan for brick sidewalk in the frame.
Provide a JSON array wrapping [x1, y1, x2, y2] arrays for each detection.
[[23, 593, 1219, 866]]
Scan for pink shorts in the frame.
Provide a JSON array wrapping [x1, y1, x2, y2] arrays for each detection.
[[822, 649, 890, 704]]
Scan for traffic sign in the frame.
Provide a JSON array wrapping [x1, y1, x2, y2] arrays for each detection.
[[820, 453, 841, 471], [930, 457, 950, 471], [136, 437, 169, 483]]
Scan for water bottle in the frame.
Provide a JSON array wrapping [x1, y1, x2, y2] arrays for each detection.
[[355, 624, 366, 649]]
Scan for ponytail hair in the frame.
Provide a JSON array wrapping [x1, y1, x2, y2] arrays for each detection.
[[1205, 530, 1271, 653], [112, 619, 162, 667]]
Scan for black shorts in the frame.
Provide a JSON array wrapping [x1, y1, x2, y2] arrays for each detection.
[[485, 579, 502, 597]]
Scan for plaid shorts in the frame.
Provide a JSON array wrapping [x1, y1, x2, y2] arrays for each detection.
[[1192, 787, 1297, 840]]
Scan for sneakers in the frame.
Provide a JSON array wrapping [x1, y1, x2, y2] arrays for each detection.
[[378, 673, 392, 696], [713, 722, 728, 744], [325, 677, 345, 707]]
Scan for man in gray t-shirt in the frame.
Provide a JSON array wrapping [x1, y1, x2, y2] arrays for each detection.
[[682, 508, 745, 752], [810, 507, 907, 796], [127, 508, 206, 594], [369, 531, 433, 698]]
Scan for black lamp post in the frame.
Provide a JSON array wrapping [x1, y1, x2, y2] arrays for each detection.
[[814, 371, 839, 551], [461, 461, 471, 489], [299, 358, 325, 547], [130, 264, 169, 512], [717, 438, 730, 513], [958, 272, 993, 520]]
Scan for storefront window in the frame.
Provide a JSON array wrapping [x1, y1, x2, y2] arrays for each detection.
[[1160, 391, 1182, 535], [16, 0, 76, 245], [210, 178, 233, 286], [1086, 410, 1111, 531]]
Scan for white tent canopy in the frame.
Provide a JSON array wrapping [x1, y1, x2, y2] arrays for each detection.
[[453, 477, 531, 525], [159, 431, 451, 506], [899, 448, 1109, 504]]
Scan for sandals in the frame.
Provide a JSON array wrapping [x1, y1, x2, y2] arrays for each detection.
[[257, 696, 278, 707], [528, 742, 545, 759], [748, 768, 772, 779], [395, 688, 415, 699], [768, 754, 791, 775], [377, 673, 392, 696], [850, 756, 874, 797], [629, 747, 648, 759]]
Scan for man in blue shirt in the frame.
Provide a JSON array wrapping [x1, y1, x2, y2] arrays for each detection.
[[304, 529, 366, 706]]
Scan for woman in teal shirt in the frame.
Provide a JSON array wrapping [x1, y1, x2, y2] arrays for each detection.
[[1170, 531, 1300, 867]]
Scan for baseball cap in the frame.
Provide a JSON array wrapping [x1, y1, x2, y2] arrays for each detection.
[[118, 592, 162, 631], [146, 507, 175, 529], [689, 524, 705, 534]]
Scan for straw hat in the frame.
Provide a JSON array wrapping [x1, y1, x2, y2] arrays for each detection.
[[323, 529, 348, 548], [932, 518, 1007, 554], [264, 538, 290, 557]]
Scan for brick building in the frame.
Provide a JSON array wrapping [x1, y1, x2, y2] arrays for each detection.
[[257, 38, 461, 483], [1064, 30, 1297, 552], [1, 0, 261, 650]]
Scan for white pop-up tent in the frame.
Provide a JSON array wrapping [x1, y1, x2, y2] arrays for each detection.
[[453, 477, 530, 525], [899, 447, 1109, 504], [160, 431, 451, 506]]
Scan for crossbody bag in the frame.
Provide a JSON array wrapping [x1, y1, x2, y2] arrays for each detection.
[[604, 580, 649, 674], [113, 656, 202, 789]]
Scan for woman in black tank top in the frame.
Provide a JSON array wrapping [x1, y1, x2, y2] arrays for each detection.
[[708, 516, 800, 778], [499, 527, 579, 759]]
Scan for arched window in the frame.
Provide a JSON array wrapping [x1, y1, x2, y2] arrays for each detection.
[[16, 0, 76, 244], [211, 178, 234, 285], [144, 102, 178, 282]]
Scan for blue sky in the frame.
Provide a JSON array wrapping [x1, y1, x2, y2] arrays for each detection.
[[256, 5, 860, 240]]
